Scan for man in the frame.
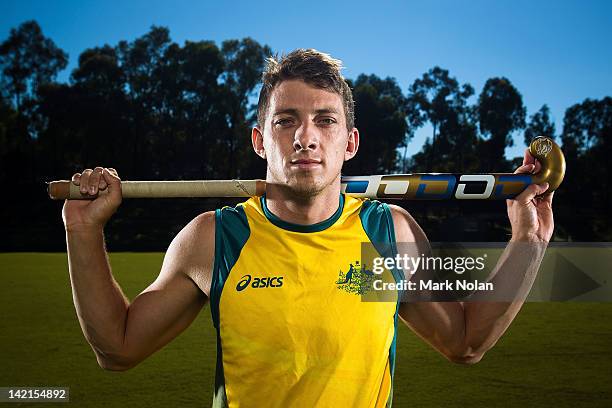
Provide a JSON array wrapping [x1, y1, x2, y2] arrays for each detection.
[[63, 49, 553, 407]]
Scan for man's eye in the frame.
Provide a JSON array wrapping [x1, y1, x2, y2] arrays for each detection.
[[275, 118, 293, 126], [318, 117, 336, 125]]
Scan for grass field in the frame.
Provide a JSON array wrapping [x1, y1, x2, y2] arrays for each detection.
[[1, 253, 611, 407]]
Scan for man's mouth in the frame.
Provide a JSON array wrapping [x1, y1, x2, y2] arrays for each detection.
[[290, 159, 322, 169]]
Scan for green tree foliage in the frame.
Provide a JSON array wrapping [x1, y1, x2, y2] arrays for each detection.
[[524, 104, 556, 146], [0, 20, 67, 111], [32, 44, 130, 178], [32, 27, 271, 182], [219, 38, 272, 178], [71, 45, 125, 93], [0, 96, 28, 181], [0, 20, 68, 193], [558, 97, 612, 240], [477, 77, 526, 171], [562, 98, 611, 154], [0, 23, 274, 249], [406, 67, 477, 172], [343, 74, 409, 175]]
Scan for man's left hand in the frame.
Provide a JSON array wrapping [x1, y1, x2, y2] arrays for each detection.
[[507, 148, 555, 243]]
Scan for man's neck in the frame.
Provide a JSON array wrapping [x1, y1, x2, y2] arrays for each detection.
[[264, 180, 342, 226]]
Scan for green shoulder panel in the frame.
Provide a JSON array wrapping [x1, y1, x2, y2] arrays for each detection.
[[359, 199, 399, 266], [210, 203, 251, 408], [359, 199, 403, 395], [210, 204, 251, 329]]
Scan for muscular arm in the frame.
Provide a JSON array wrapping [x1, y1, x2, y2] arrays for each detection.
[[66, 212, 214, 371], [391, 205, 547, 364]]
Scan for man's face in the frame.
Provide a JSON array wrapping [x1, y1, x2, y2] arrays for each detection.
[[253, 79, 358, 197]]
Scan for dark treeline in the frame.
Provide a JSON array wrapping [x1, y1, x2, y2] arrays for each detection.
[[1, 21, 610, 250]]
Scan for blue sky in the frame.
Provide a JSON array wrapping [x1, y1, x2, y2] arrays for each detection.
[[2, 0, 611, 160]]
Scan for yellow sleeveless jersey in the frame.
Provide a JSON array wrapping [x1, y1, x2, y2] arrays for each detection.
[[209, 194, 403, 407]]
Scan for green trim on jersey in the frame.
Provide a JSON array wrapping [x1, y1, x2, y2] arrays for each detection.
[[210, 205, 250, 408], [210, 205, 251, 328], [359, 200, 403, 404], [260, 193, 345, 233], [212, 330, 228, 408]]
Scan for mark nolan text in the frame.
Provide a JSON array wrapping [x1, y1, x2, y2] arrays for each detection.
[[374, 279, 494, 291]]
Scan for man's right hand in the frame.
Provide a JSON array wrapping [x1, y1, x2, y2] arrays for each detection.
[[62, 167, 122, 232]]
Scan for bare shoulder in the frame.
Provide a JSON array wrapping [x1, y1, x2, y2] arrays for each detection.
[[160, 211, 216, 297], [387, 204, 429, 245]]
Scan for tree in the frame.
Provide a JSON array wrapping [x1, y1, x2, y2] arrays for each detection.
[[561, 97, 611, 154], [559, 97, 612, 239], [116, 26, 172, 110], [406, 67, 476, 172], [115, 27, 221, 179], [477, 77, 525, 171], [71, 45, 125, 94], [0, 96, 24, 181], [221, 38, 272, 107], [524, 104, 555, 146], [343, 74, 408, 175], [0, 20, 67, 111], [219, 38, 272, 177]]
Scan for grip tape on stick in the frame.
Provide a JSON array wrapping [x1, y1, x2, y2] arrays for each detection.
[[48, 180, 266, 200]]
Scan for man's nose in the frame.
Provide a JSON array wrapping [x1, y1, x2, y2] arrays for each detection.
[[293, 122, 319, 151]]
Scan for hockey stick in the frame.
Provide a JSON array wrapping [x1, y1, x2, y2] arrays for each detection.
[[48, 136, 564, 200]]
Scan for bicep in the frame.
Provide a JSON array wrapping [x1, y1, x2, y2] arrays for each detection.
[[120, 212, 215, 366]]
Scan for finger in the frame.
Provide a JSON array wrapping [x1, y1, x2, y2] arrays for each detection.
[[89, 167, 104, 195], [103, 168, 121, 183], [102, 168, 122, 197], [522, 148, 535, 166], [514, 163, 535, 174], [539, 189, 554, 205], [80, 169, 93, 194], [533, 158, 542, 174], [515, 182, 549, 205], [71, 173, 81, 186]]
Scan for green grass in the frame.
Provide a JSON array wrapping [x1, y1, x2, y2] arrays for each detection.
[[1, 253, 611, 407]]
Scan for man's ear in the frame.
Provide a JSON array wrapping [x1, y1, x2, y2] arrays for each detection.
[[344, 128, 359, 161], [252, 127, 266, 159]]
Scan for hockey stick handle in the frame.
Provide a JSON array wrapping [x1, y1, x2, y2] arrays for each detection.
[[48, 179, 267, 200]]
